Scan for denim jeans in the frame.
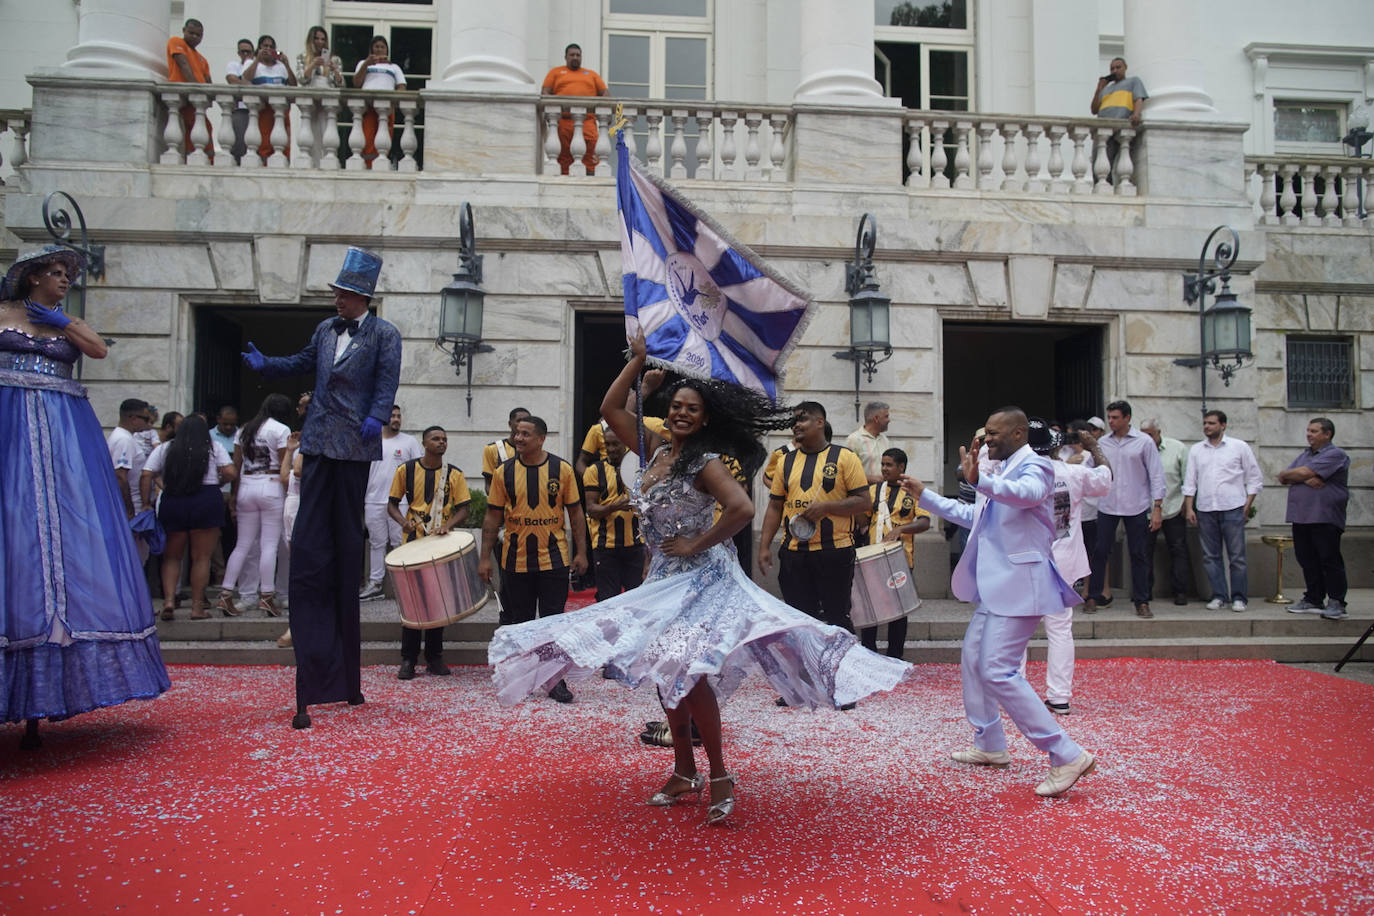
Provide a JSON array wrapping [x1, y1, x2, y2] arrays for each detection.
[[1196, 507, 1247, 602]]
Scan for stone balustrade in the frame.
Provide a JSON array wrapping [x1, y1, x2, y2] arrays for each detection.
[[537, 97, 792, 181], [0, 108, 31, 185], [902, 111, 1139, 197], [155, 85, 422, 172], [1246, 155, 1372, 228]]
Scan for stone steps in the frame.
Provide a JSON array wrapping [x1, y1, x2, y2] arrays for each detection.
[[152, 592, 1374, 669]]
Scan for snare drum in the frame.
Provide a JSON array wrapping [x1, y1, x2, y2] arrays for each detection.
[[386, 531, 491, 629], [849, 541, 920, 628]]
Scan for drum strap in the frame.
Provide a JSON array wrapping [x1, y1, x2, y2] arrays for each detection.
[[496, 440, 509, 463], [427, 464, 450, 536], [873, 481, 892, 545]]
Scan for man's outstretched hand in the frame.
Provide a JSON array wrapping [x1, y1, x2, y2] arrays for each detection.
[[360, 416, 383, 441], [242, 342, 266, 372]]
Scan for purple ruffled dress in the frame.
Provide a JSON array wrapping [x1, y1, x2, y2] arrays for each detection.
[[0, 327, 170, 722]]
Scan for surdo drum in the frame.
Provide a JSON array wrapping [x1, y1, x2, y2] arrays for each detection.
[[849, 541, 920, 628], [386, 531, 490, 629]]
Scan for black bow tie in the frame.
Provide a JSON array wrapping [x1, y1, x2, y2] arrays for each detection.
[[333, 317, 360, 336]]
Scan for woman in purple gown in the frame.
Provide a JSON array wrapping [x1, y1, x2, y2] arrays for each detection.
[[0, 246, 170, 748]]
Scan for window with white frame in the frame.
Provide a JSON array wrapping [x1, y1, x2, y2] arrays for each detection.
[[1273, 101, 1346, 154], [604, 0, 712, 175]]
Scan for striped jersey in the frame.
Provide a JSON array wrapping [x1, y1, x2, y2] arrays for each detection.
[[863, 480, 930, 567], [583, 460, 642, 549], [481, 438, 514, 486], [768, 444, 868, 552], [488, 454, 580, 572], [580, 417, 668, 460], [389, 460, 472, 543]]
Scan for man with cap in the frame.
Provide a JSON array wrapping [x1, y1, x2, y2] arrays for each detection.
[[901, 407, 1097, 797], [241, 247, 401, 729]]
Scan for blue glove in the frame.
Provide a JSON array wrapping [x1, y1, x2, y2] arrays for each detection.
[[25, 301, 72, 330], [242, 342, 266, 372], [360, 416, 383, 441]]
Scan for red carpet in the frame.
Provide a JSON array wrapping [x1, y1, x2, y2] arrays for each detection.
[[1, 659, 1371, 914]]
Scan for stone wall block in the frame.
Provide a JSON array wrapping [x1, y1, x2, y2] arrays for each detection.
[[489, 252, 605, 297], [797, 300, 847, 348], [1337, 297, 1374, 333], [1008, 256, 1052, 320], [86, 383, 170, 426], [208, 242, 255, 292], [1304, 296, 1338, 332], [106, 245, 217, 290], [80, 336, 169, 382], [1051, 264, 1093, 310], [1085, 269, 1170, 311], [1255, 293, 1306, 331], [890, 305, 937, 350], [84, 290, 174, 335], [881, 263, 974, 306], [255, 236, 304, 303], [967, 260, 1008, 308]]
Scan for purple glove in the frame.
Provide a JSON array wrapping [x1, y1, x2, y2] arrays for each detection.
[[242, 342, 266, 372], [361, 416, 383, 441], [25, 301, 72, 330]]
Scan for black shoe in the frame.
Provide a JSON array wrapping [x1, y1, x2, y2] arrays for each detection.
[[1173, 594, 1188, 606], [1045, 699, 1071, 716], [549, 680, 574, 704], [426, 660, 451, 677], [398, 660, 416, 680], [291, 712, 312, 729], [774, 696, 789, 707], [1096, 595, 1113, 608], [348, 693, 366, 706], [839, 702, 857, 711], [1135, 602, 1153, 619]]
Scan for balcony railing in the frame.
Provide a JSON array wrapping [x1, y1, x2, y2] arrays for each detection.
[[1246, 155, 1371, 227], [536, 97, 793, 182], [0, 108, 31, 185], [156, 85, 423, 172], [903, 112, 1138, 196]]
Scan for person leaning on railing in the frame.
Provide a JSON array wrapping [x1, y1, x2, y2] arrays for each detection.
[[353, 34, 406, 169], [166, 18, 213, 157]]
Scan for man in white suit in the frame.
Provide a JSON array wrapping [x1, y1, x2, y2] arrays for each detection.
[[902, 407, 1097, 797]]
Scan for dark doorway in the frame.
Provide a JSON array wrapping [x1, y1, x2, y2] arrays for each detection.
[[940, 321, 1104, 491], [572, 312, 629, 453], [194, 305, 334, 422]]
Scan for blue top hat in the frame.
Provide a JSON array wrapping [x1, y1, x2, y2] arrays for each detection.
[[1, 244, 86, 301], [329, 246, 383, 298]]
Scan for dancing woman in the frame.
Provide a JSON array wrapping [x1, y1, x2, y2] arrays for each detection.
[[489, 331, 911, 825], [217, 393, 293, 617], [0, 246, 170, 746]]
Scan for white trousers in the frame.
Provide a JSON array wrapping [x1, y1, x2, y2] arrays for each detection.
[[365, 502, 403, 585], [221, 475, 284, 595], [1020, 606, 1076, 704], [963, 607, 1083, 766]]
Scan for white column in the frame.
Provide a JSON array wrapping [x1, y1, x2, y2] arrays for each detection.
[[60, 0, 167, 77], [794, 0, 892, 104], [438, 0, 536, 90], [1123, 0, 1218, 119]]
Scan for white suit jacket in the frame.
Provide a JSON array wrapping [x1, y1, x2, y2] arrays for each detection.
[[920, 444, 1081, 616]]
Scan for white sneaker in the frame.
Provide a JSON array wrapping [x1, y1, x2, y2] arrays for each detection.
[[1035, 752, 1097, 797], [950, 747, 1011, 768], [1206, 598, 1225, 610], [358, 583, 384, 601], [1232, 599, 1247, 612]]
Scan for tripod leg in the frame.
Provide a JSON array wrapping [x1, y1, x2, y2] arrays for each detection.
[[1334, 621, 1374, 672]]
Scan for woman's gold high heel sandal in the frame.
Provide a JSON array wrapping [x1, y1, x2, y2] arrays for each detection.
[[647, 771, 705, 806], [215, 591, 241, 617], [258, 593, 281, 617], [706, 773, 735, 825]]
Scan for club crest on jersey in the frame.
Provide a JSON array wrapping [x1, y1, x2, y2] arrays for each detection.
[[546, 479, 560, 496], [822, 463, 838, 479]]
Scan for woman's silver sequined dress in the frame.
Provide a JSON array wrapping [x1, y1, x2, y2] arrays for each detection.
[[489, 449, 910, 709]]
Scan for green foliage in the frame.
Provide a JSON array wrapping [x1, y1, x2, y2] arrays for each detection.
[[465, 489, 488, 528]]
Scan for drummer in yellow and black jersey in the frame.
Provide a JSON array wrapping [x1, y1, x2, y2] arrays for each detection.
[[856, 447, 931, 660], [479, 415, 588, 703], [387, 426, 473, 681], [758, 402, 870, 637], [583, 425, 645, 600], [481, 406, 531, 492]]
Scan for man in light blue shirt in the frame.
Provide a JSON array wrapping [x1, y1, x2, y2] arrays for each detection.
[[1087, 400, 1165, 618]]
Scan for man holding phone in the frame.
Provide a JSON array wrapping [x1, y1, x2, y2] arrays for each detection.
[[1091, 57, 1147, 127]]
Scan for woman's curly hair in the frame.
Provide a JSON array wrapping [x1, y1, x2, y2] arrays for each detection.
[[659, 377, 795, 482]]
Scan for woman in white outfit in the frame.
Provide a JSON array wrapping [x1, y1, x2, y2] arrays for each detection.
[[296, 26, 343, 166], [217, 394, 293, 617]]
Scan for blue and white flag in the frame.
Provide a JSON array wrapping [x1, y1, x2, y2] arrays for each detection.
[[615, 133, 813, 401]]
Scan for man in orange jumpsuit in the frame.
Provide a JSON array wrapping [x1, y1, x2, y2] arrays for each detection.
[[541, 43, 608, 175]]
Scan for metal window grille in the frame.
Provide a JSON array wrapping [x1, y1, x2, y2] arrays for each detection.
[[1286, 337, 1355, 408]]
